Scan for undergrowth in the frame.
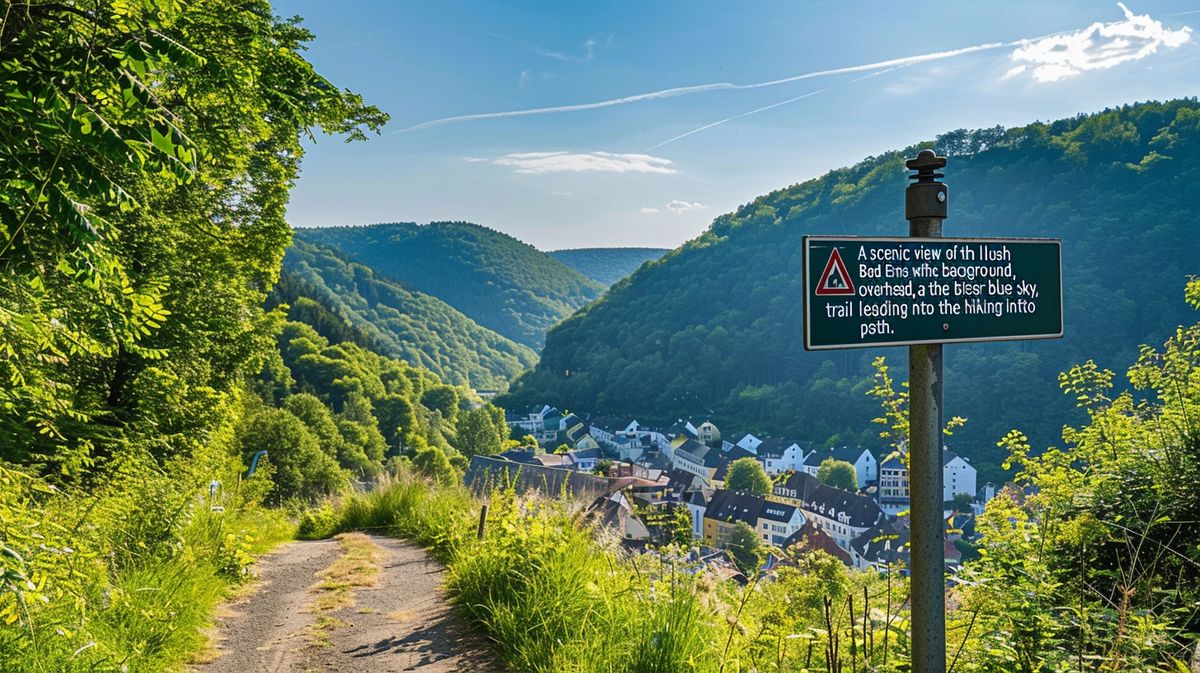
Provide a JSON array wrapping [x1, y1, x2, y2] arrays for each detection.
[[0, 449, 292, 672]]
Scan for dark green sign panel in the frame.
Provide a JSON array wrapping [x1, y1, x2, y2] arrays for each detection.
[[803, 236, 1062, 350]]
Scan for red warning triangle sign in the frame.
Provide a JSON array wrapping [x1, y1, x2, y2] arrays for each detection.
[[815, 248, 855, 296]]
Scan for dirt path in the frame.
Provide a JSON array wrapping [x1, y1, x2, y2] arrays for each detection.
[[194, 535, 497, 673]]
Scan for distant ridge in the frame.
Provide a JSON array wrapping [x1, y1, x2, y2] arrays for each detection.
[[548, 247, 670, 286]]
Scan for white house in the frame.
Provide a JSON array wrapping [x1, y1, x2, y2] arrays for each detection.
[[756, 501, 806, 546], [943, 451, 977, 501], [771, 471, 887, 551], [757, 438, 810, 475], [831, 447, 878, 488]]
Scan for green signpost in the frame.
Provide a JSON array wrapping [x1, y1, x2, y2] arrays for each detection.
[[803, 236, 1062, 350], [803, 150, 1064, 673]]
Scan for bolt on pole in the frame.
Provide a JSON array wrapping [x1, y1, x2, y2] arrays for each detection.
[[905, 149, 948, 673]]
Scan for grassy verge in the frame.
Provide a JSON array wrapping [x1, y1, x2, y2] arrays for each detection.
[[0, 457, 294, 673]]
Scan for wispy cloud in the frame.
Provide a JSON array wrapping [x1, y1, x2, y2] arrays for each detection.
[[492, 151, 676, 174], [518, 69, 532, 90], [391, 42, 1009, 134], [639, 206, 660, 214], [665, 200, 707, 214], [1004, 3, 1191, 82]]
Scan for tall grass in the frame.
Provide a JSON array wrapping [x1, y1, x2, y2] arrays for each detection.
[[316, 470, 906, 673], [0, 454, 292, 673], [316, 472, 723, 673]]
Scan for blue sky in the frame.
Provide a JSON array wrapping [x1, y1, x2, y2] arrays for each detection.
[[277, 1, 1199, 250]]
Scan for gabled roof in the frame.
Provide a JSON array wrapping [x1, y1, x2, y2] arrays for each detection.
[[943, 450, 969, 467], [497, 449, 540, 465], [704, 489, 764, 527], [782, 521, 853, 564], [802, 448, 832, 467], [850, 520, 909, 566], [758, 501, 800, 523], [832, 446, 874, 464], [666, 420, 699, 440], [688, 490, 708, 507], [773, 472, 886, 529], [675, 439, 713, 462]]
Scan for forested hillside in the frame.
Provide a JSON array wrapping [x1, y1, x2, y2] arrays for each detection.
[[281, 240, 537, 389], [548, 247, 669, 286], [296, 222, 604, 348], [502, 100, 1200, 481]]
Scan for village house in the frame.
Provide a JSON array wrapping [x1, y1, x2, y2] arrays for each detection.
[[696, 419, 721, 446], [701, 488, 805, 548], [770, 471, 888, 552], [755, 437, 811, 475], [671, 437, 723, 480], [877, 448, 979, 515]]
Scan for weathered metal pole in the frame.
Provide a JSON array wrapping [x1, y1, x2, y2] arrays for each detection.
[[905, 149, 948, 673]]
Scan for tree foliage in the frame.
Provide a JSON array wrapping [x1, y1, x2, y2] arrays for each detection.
[[815, 458, 858, 491], [725, 457, 772, 495], [279, 240, 537, 388]]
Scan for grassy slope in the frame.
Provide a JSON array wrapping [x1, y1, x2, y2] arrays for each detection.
[[296, 222, 604, 349]]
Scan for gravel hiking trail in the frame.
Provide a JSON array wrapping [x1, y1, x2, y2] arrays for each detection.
[[193, 535, 498, 672]]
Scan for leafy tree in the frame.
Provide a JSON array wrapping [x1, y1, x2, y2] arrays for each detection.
[[0, 0, 386, 477], [726, 521, 765, 575], [421, 384, 461, 424], [454, 405, 507, 458], [237, 406, 346, 502], [593, 459, 614, 476], [412, 445, 457, 485], [816, 458, 858, 491], [725, 457, 771, 495]]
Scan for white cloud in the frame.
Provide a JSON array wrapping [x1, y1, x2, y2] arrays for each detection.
[[518, 69, 532, 90], [462, 156, 487, 162], [492, 151, 676, 174], [639, 207, 660, 214], [1007, 3, 1191, 82], [665, 200, 707, 214]]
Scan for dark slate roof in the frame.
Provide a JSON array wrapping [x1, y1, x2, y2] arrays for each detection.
[[676, 439, 712, 461], [497, 449, 541, 465], [465, 455, 610, 500], [667, 421, 699, 439], [850, 520, 910, 565], [880, 452, 905, 469], [568, 447, 600, 460], [704, 489, 764, 527], [832, 446, 873, 464], [759, 501, 800, 523], [773, 472, 886, 529], [943, 450, 964, 467], [688, 490, 708, 507], [803, 448, 834, 467]]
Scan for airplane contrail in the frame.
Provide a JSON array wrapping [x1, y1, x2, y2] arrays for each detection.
[[389, 41, 1013, 135], [643, 67, 898, 151]]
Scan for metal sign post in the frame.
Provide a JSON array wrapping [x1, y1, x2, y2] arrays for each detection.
[[906, 149, 948, 673], [800, 150, 1064, 672]]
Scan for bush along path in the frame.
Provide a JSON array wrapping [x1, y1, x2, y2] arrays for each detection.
[[193, 533, 497, 673]]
